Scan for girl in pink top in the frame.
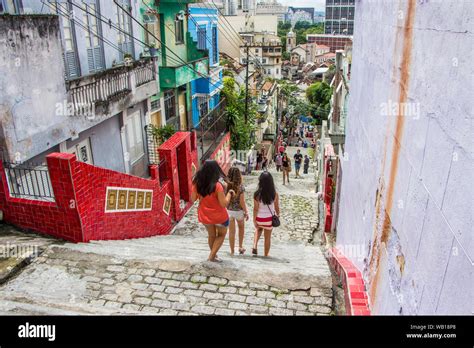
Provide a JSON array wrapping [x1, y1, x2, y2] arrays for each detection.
[[252, 172, 280, 257]]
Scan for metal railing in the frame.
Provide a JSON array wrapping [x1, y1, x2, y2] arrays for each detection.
[[3, 161, 55, 202], [193, 98, 228, 163]]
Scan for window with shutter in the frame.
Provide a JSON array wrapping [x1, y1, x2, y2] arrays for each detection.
[[197, 25, 206, 50], [51, 1, 80, 79], [83, 1, 105, 73], [212, 26, 218, 65], [116, 0, 134, 60]]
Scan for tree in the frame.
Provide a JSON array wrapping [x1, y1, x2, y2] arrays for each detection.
[[306, 81, 332, 106], [306, 81, 333, 124], [221, 76, 257, 150]]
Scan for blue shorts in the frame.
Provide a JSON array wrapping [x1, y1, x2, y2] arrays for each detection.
[[205, 219, 229, 228], [295, 163, 301, 170], [217, 219, 230, 228]]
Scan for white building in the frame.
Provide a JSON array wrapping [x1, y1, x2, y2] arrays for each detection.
[[218, 13, 278, 60], [256, 0, 287, 22]]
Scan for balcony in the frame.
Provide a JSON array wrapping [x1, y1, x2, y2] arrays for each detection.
[[159, 57, 208, 89], [193, 98, 227, 162], [66, 57, 157, 116], [262, 49, 282, 57]]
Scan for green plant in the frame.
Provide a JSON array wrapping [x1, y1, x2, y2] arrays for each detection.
[[150, 124, 176, 144]]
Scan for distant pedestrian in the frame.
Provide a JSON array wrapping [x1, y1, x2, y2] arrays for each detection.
[[278, 144, 285, 155], [275, 153, 283, 172], [191, 160, 235, 262], [256, 152, 262, 170], [303, 155, 310, 174], [252, 172, 280, 257], [282, 153, 291, 185], [226, 167, 249, 255], [262, 156, 268, 171], [294, 149, 303, 178], [298, 138, 303, 147]]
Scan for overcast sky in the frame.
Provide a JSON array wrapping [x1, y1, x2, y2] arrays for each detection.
[[279, 0, 326, 11]]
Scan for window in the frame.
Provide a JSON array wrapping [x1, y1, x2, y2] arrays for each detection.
[[50, 1, 80, 79], [82, 1, 105, 73], [0, 0, 22, 14], [198, 96, 209, 119], [143, 13, 160, 50], [164, 90, 176, 121], [175, 18, 184, 44], [276, 58, 279, 63], [212, 26, 218, 64], [116, 0, 134, 60], [150, 98, 160, 112], [197, 25, 206, 50]]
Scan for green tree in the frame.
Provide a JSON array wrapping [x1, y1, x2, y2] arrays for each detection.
[[221, 76, 257, 150], [306, 81, 332, 106]]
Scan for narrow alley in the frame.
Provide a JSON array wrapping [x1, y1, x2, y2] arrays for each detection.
[[0, 146, 333, 316]]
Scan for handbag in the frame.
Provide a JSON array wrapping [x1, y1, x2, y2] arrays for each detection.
[[267, 205, 280, 227]]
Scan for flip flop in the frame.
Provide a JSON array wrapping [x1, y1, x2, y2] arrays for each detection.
[[239, 248, 246, 255]]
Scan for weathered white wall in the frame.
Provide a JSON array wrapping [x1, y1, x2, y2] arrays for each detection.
[[336, 0, 472, 314], [0, 15, 69, 162]]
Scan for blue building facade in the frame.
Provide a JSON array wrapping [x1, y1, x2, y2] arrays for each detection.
[[189, 6, 223, 127]]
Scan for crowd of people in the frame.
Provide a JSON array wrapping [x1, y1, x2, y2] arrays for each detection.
[[190, 121, 316, 262], [191, 160, 280, 262]]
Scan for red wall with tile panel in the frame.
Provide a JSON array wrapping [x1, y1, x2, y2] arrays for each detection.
[[0, 132, 198, 243], [328, 248, 371, 316], [209, 132, 231, 174]]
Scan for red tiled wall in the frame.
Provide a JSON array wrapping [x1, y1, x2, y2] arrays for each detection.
[[209, 132, 231, 174], [328, 248, 371, 316], [0, 132, 198, 243], [0, 153, 83, 242]]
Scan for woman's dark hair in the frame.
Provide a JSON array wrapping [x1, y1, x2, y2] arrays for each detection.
[[192, 160, 227, 197], [254, 172, 276, 205], [227, 167, 242, 197]]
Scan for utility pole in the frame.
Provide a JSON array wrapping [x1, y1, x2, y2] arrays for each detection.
[[244, 44, 250, 124]]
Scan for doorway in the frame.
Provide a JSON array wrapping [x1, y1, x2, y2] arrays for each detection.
[[178, 90, 187, 131], [176, 140, 190, 203]]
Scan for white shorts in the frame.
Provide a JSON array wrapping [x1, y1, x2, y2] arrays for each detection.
[[228, 210, 245, 221]]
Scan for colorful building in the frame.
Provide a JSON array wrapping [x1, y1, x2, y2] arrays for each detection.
[[153, 0, 209, 131], [189, 5, 223, 128]]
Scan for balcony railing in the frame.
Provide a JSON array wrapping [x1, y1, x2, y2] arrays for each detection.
[[193, 98, 228, 162], [66, 57, 156, 115]]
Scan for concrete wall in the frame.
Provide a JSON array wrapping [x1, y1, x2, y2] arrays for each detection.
[[336, 0, 472, 315], [66, 114, 125, 173], [0, 15, 69, 162]]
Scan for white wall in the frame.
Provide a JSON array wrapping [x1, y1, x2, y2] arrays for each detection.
[[336, 0, 473, 315]]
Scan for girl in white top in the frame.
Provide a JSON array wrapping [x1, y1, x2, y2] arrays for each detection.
[[252, 172, 280, 257]]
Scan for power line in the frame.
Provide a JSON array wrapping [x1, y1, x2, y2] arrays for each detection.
[[114, 0, 224, 91]]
